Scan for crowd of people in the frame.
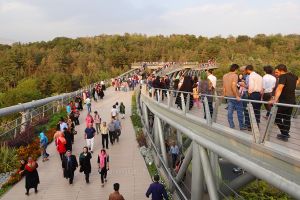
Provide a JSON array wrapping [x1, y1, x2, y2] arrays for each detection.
[[18, 77, 170, 200], [146, 63, 299, 143]]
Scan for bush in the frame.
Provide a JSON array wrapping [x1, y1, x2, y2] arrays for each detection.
[[0, 145, 18, 173], [136, 130, 147, 147], [45, 111, 66, 130], [238, 180, 292, 200], [6, 125, 35, 148]]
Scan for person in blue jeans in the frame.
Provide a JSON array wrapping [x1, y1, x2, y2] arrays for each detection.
[[146, 174, 168, 200], [227, 99, 246, 130], [223, 64, 246, 130]]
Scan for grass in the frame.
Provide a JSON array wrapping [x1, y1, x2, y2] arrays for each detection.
[[0, 185, 12, 198]]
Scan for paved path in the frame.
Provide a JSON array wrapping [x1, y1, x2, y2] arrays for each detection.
[[1, 87, 151, 200]]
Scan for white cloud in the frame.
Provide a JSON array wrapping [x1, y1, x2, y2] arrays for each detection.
[[160, 1, 300, 36], [0, 0, 299, 42]]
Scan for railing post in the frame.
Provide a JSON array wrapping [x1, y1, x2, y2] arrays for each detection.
[[247, 103, 260, 143], [185, 94, 190, 113], [204, 97, 212, 125], [42, 105, 45, 118], [181, 93, 186, 114], [212, 97, 219, 123], [166, 91, 171, 108], [261, 105, 278, 143], [14, 119, 18, 138]]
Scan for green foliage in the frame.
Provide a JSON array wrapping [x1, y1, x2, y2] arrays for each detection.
[[131, 93, 143, 128], [237, 180, 293, 200], [45, 110, 67, 130], [0, 78, 42, 107], [0, 145, 18, 173], [0, 34, 299, 109]]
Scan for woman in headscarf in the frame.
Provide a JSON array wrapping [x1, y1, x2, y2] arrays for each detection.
[[56, 132, 66, 161], [175, 75, 194, 110], [24, 157, 40, 195], [199, 71, 214, 119], [85, 113, 94, 128], [39, 132, 49, 162], [79, 146, 92, 183], [97, 149, 109, 187]]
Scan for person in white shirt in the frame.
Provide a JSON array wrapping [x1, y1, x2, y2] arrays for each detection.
[[207, 69, 217, 92], [262, 66, 276, 119], [245, 65, 263, 125], [111, 105, 118, 118], [85, 97, 91, 113]]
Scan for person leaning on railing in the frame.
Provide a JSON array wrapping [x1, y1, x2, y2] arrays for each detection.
[[269, 64, 299, 142]]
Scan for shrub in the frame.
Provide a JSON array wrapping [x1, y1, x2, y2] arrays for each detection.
[[45, 111, 66, 130], [17, 138, 41, 161], [136, 131, 147, 147], [6, 125, 35, 148], [0, 145, 18, 173]]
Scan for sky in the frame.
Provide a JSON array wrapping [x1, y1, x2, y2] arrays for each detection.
[[0, 0, 300, 43]]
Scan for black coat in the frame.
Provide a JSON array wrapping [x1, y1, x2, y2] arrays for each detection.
[[62, 155, 78, 178], [24, 164, 40, 189], [79, 152, 92, 174], [64, 131, 73, 151]]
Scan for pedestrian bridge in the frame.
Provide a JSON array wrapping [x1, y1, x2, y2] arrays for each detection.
[[137, 86, 300, 200], [0, 67, 299, 200]]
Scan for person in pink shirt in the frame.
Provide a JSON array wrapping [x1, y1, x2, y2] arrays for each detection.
[[85, 113, 94, 127]]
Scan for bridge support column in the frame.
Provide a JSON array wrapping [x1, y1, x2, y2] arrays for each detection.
[[209, 151, 222, 190], [199, 146, 219, 200], [176, 130, 183, 151], [220, 172, 256, 197], [156, 117, 169, 169], [153, 116, 161, 168], [175, 145, 192, 183], [191, 141, 204, 200]]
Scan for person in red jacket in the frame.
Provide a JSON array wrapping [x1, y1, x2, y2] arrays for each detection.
[[56, 132, 66, 161]]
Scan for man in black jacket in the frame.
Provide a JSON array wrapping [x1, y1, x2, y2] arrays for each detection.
[[62, 150, 78, 184]]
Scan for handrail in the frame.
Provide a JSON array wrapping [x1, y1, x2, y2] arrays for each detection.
[[148, 87, 300, 109], [0, 69, 139, 117]]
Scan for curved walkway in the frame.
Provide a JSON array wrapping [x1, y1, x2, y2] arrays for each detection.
[[1, 87, 151, 200]]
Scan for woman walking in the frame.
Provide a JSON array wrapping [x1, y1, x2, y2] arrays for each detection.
[[79, 147, 92, 183], [85, 113, 94, 128], [39, 132, 49, 162], [119, 102, 125, 119], [97, 149, 109, 187], [56, 132, 66, 161], [100, 122, 109, 149], [24, 157, 40, 196]]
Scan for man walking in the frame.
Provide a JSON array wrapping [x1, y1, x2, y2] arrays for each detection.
[[109, 183, 125, 200], [114, 118, 122, 143], [146, 175, 168, 200], [84, 123, 96, 153], [62, 150, 78, 184], [108, 119, 116, 145]]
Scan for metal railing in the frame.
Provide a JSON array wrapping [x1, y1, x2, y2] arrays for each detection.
[[0, 68, 140, 141], [139, 85, 300, 199], [143, 86, 300, 161]]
